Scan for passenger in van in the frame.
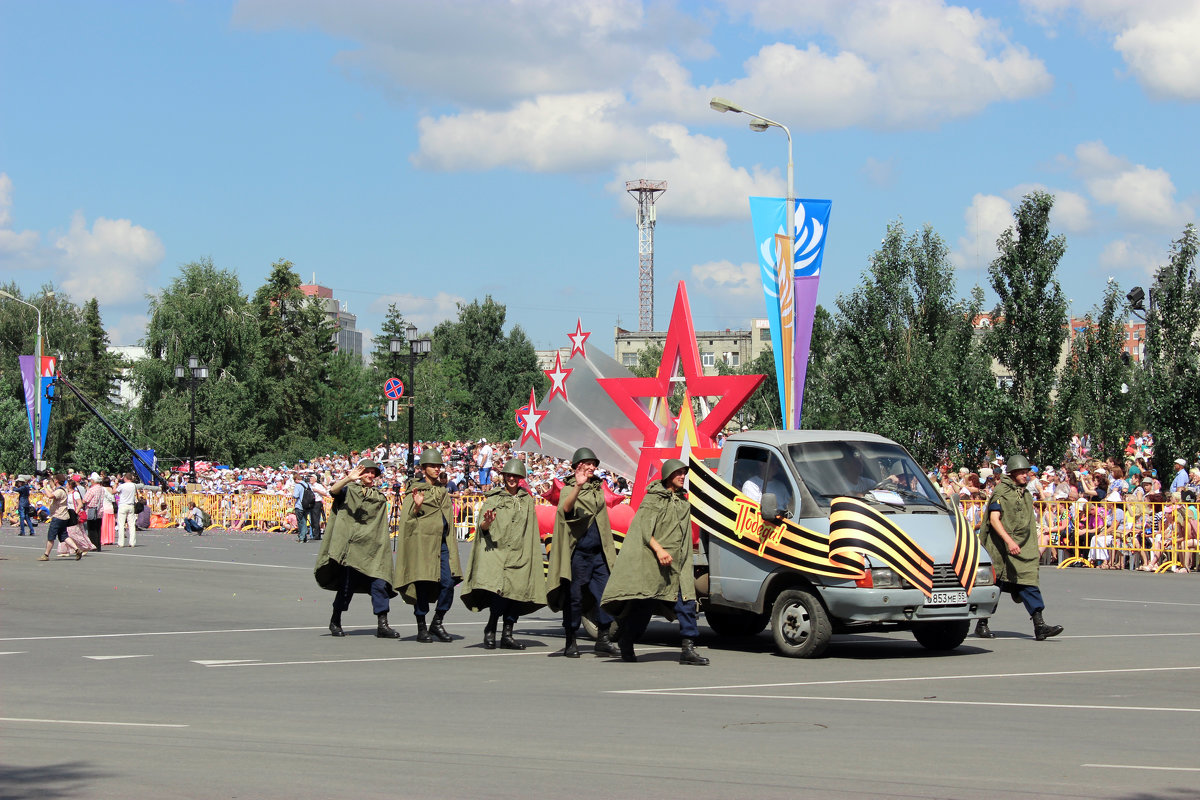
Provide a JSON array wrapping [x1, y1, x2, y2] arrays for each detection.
[[741, 459, 793, 514]]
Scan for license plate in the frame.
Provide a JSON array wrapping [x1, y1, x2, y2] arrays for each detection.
[[926, 590, 967, 606]]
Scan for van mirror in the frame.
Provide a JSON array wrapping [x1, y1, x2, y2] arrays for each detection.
[[760, 492, 783, 522]]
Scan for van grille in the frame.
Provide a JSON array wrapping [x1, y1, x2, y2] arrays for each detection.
[[902, 563, 961, 591]]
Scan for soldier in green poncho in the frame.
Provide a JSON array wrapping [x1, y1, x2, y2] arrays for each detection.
[[976, 452, 1064, 641], [313, 459, 401, 639], [460, 459, 547, 650], [546, 447, 621, 659], [601, 459, 709, 666], [393, 449, 462, 643]]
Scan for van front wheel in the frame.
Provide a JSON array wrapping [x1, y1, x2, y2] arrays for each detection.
[[912, 620, 969, 652], [770, 589, 832, 658]]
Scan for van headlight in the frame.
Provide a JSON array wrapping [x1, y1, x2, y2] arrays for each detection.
[[870, 568, 903, 589], [975, 564, 995, 586]]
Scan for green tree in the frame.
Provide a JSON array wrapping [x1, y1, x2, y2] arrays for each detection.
[[430, 296, 546, 439], [797, 305, 835, 431], [134, 258, 266, 466], [0, 394, 32, 473], [1143, 224, 1200, 476], [1061, 282, 1136, 461], [71, 406, 140, 473], [825, 221, 998, 466], [370, 303, 412, 370], [412, 355, 471, 442], [986, 191, 1070, 463]]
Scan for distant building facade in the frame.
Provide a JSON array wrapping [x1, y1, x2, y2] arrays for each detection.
[[299, 282, 363, 360], [613, 320, 770, 375]]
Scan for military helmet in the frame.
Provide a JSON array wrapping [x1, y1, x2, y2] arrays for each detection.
[[500, 458, 527, 478], [571, 447, 599, 467], [418, 449, 444, 467], [660, 458, 688, 481], [1006, 454, 1032, 473], [357, 458, 381, 475]]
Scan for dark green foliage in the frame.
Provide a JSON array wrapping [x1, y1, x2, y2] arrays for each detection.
[[985, 191, 1070, 463]]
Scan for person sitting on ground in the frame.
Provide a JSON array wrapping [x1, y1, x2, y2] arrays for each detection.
[[183, 501, 206, 535]]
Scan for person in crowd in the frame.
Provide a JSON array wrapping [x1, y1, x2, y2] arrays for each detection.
[[82, 473, 105, 551], [38, 474, 84, 562], [183, 501, 205, 535], [314, 459, 401, 638], [1170, 458, 1189, 492], [16, 478, 34, 536], [308, 472, 330, 541], [976, 453, 1063, 641], [546, 447, 621, 659], [115, 473, 140, 547], [394, 449, 461, 643], [602, 459, 709, 666], [460, 459, 546, 650]]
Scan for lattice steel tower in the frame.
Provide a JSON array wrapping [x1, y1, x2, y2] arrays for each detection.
[[626, 179, 667, 331]]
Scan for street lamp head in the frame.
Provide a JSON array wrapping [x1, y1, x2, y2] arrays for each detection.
[[405, 323, 418, 341], [174, 366, 186, 379], [749, 118, 769, 132], [197, 367, 209, 379], [709, 96, 744, 114], [188, 355, 199, 370], [389, 336, 403, 354], [0, 289, 14, 301], [1127, 286, 1146, 311]]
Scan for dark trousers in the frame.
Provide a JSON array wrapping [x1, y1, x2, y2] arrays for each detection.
[[308, 506, 323, 539], [489, 595, 519, 625], [333, 566, 391, 616], [86, 518, 103, 550], [18, 505, 34, 535], [622, 593, 700, 643], [413, 540, 455, 617], [1001, 582, 1046, 615], [184, 519, 203, 534], [564, 548, 613, 631]]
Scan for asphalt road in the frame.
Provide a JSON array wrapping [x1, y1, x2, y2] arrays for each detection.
[[2, 525, 1198, 800]]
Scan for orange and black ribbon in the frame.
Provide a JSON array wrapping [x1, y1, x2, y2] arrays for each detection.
[[949, 499, 980, 594], [828, 498, 934, 597]]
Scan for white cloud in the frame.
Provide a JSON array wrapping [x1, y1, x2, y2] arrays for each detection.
[[690, 260, 760, 298], [1098, 237, 1165, 277], [610, 124, 785, 221], [0, 173, 40, 257], [55, 213, 166, 306], [370, 291, 463, 333], [1009, 182, 1092, 233], [1072, 141, 1192, 229], [951, 193, 1013, 269], [1022, 1, 1200, 100], [860, 156, 897, 188], [688, 0, 1051, 128], [413, 91, 656, 172], [108, 313, 149, 346]]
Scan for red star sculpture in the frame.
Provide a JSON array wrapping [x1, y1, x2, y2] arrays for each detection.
[[567, 319, 590, 358], [598, 282, 764, 506], [543, 351, 572, 403], [517, 388, 549, 448]]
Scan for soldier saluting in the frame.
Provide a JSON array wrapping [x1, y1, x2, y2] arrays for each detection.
[[394, 449, 462, 643]]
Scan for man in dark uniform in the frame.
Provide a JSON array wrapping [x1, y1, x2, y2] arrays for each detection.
[[602, 459, 709, 665], [394, 449, 462, 643], [546, 447, 621, 658], [977, 453, 1064, 641], [313, 459, 401, 638]]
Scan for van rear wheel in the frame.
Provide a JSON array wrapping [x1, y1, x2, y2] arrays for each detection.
[[912, 620, 969, 651], [770, 588, 831, 658]]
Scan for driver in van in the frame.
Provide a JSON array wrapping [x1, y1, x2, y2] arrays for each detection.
[[838, 452, 877, 495]]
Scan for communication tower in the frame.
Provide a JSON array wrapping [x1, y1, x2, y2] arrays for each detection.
[[626, 179, 667, 331]]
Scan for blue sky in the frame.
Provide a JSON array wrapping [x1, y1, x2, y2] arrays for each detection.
[[2, 0, 1198, 352]]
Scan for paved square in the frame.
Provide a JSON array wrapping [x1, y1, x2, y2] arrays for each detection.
[[2, 526, 1197, 799]]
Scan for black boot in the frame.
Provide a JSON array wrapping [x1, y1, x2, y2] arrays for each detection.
[[415, 617, 433, 643], [500, 620, 525, 650], [329, 610, 346, 637], [594, 623, 620, 656], [562, 629, 579, 658], [974, 619, 996, 639], [1032, 611, 1063, 641], [618, 628, 637, 663], [376, 613, 401, 639], [430, 612, 453, 642], [483, 615, 498, 650], [680, 638, 710, 666]]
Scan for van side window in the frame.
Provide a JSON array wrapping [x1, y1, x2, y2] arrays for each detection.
[[733, 446, 795, 516]]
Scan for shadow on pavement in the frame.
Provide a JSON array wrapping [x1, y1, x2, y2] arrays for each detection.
[[0, 761, 111, 800]]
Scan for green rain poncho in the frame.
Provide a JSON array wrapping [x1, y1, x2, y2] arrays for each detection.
[[392, 478, 463, 605], [600, 480, 694, 619], [459, 486, 546, 615], [979, 475, 1040, 586], [314, 482, 397, 596], [545, 476, 618, 613]]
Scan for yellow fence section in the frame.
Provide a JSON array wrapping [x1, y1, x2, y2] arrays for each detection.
[[961, 499, 1200, 573]]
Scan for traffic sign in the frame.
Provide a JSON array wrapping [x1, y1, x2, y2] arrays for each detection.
[[386, 399, 398, 422], [384, 377, 405, 399], [515, 404, 530, 431]]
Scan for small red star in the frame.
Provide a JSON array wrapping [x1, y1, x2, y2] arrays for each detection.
[[567, 319, 590, 358], [517, 388, 549, 448], [543, 351, 572, 403]]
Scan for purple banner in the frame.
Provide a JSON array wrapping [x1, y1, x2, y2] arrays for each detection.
[[18, 356, 37, 457]]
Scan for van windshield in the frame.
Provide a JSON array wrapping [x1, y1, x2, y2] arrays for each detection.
[[786, 440, 945, 509]]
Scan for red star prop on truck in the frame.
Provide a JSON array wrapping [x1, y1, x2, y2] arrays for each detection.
[[543, 351, 572, 403], [567, 319, 590, 358], [517, 388, 549, 448], [598, 282, 764, 505]]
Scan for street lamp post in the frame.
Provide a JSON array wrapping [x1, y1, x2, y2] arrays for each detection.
[[174, 355, 208, 485], [709, 96, 794, 239], [386, 335, 403, 464], [404, 323, 432, 480], [0, 289, 51, 466]]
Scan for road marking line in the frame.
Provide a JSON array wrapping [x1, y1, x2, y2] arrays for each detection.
[[1082, 763, 1200, 772], [0, 717, 187, 728], [612, 664, 1200, 694], [0, 651, 27, 655], [0, 544, 306, 569], [1084, 597, 1200, 607], [193, 546, 228, 550], [204, 646, 678, 668], [192, 659, 262, 666], [84, 654, 151, 660], [0, 622, 555, 642], [614, 692, 1200, 714]]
